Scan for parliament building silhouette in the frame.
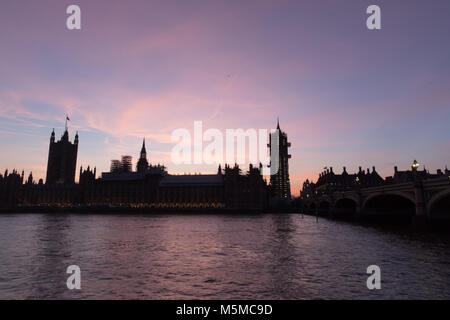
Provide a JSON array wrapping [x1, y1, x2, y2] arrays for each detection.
[[0, 120, 293, 211]]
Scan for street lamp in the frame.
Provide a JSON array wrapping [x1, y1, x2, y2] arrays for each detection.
[[412, 159, 420, 171]]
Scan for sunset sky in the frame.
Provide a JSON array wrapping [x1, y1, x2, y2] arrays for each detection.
[[1, 0, 450, 196]]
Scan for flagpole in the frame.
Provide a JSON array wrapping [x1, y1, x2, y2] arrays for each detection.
[[65, 115, 70, 132]]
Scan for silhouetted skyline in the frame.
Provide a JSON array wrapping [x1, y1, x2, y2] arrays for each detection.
[[1, 1, 450, 196]]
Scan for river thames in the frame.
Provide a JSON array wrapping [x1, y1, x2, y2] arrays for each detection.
[[0, 213, 449, 299]]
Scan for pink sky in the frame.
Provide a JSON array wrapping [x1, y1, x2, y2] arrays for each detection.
[[1, 0, 450, 196]]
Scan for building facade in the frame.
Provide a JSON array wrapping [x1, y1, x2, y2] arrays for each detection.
[[301, 166, 384, 198], [45, 129, 78, 184], [136, 139, 149, 173], [299, 163, 450, 200], [269, 119, 291, 199], [11, 164, 267, 211], [1, 131, 268, 211], [385, 160, 448, 184]]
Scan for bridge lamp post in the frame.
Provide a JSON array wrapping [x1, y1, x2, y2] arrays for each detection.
[[412, 159, 421, 182], [412, 159, 420, 171]]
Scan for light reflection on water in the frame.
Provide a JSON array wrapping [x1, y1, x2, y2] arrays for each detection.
[[0, 213, 449, 299]]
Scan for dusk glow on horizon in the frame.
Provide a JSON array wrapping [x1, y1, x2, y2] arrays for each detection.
[[1, 0, 450, 196], [2, 1, 450, 304]]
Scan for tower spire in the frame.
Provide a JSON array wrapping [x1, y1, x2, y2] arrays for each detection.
[[269, 117, 291, 199], [141, 138, 146, 155], [137, 138, 149, 172]]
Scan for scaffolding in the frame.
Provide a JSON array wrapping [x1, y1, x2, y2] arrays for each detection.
[[110, 160, 121, 173], [121, 155, 132, 173]]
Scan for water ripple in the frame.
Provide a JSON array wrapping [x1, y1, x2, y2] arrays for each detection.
[[0, 213, 449, 299]]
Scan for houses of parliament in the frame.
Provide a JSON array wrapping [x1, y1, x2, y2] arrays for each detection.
[[0, 120, 293, 211]]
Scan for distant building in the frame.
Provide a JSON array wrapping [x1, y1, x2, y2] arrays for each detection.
[[110, 156, 133, 174], [0, 169, 24, 206], [386, 160, 449, 184], [121, 156, 132, 173], [269, 119, 291, 199], [79, 166, 96, 185], [300, 166, 384, 199], [83, 162, 267, 210], [317, 166, 384, 191], [110, 160, 121, 173], [106, 138, 166, 179], [300, 179, 315, 200], [136, 138, 149, 172], [94, 142, 268, 210], [7, 138, 268, 211], [45, 128, 78, 184], [300, 160, 450, 199]]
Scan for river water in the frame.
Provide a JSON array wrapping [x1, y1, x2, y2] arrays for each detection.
[[0, 213, 449, 299]]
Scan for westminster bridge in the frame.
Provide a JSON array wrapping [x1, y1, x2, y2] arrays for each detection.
[[300, 176, 450, 224]]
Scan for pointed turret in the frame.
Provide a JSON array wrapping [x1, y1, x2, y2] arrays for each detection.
[[140, 138, 147, 158], [137, 138, 149, 173], [62, 129, 69, 142], [27, 172, 33, 185]]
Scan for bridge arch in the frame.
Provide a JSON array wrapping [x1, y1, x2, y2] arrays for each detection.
[[362, 191, 415, 210], [307, 202, 317, 214], [427, 189, 450, 219], [333, 197, 358, 218], [336, 194, 360, 206], [299, 202, 309, 212], [362, 192, 416, 221], [318, 200, 331, 216], [318, 194, 332, 203]]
